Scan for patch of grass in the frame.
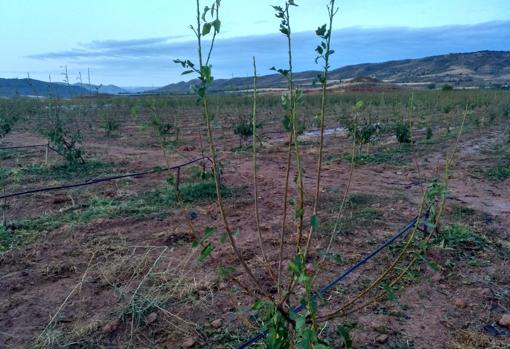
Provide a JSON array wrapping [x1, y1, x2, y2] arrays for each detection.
[[22, 160, 117, 181], [323, 207, 384, 235], [345, 192, 379, 208], [320, 192, 387, 235], [435, 224, 487, 251], [0, 160, 120, 189], [325, 145, 412, 166], [0, 225, 13, 252], [0, 180, 239, 253], [449, 204, 476, 222], [485, 162, 510, 181], [0, 149, 17, 160], [479, 143, 510, 181]]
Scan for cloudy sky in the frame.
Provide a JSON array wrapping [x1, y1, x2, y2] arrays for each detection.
[[1, 0, 509, 87]]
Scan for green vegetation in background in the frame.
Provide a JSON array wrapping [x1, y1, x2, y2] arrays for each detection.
[[2, 90, 509, 143]]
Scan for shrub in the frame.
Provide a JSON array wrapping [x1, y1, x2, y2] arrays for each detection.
[[395, 121, 412, 144], [46, 117, 85, 165], [426, 127, 433, 140], [100, 113, 121, 137], [0, 117, 11, 138], [234, 118, 261, 147]]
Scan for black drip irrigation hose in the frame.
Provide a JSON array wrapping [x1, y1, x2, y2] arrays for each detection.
[[236, 216, 420, 349], [0, 156, 212, 200]]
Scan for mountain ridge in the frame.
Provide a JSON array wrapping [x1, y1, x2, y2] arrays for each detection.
[[1, 51, 508, 97], [155, 50, 510, 94]]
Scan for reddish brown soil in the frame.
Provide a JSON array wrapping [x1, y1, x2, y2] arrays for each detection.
[[1, 121, 509, 349]]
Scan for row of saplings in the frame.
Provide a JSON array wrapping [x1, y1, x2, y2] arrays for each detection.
[[0, 97, 425, 167], [233, 101, 423, 154]]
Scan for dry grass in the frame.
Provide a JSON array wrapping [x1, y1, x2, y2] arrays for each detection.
[[32, 238, 215, 348], [447, 330, 506, 349]]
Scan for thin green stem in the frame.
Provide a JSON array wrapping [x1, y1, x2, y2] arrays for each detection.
[[252, 56, 276, 280]]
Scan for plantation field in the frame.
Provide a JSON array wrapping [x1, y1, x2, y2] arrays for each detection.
[[1, 90, 510, 348]]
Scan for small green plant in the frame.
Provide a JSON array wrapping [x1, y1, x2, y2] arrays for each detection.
[[486, 162, 510, 181], [348, 101, 381, 154], [0, 225, 12, 253], [233, 118, 261, 147], [435, 224, 487, 251], [395, 121, 411, 144], [148, 101, 180, 146], [442, 84, 453, 91], [426, 126, 433, 140], [43, 78, 85, 165], [46, 116, 85, 165], [0, 116, 12, 138], [0, 101, 18, 139], [100, 112, 121, 137]]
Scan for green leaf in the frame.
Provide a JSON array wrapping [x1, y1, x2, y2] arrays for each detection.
[[181, 70, 194, 75], [288, 253, 305, 277], [337, 325, 352, 349], [204, 226, 217, 239], [218, 266, 236, 280], [295, 315, 306, 330], [202, 6, 210, 21], [419, 254, 440, 271], [212, 19, 221, 33], [316, 24, 327, 37], [382, 283, 398, 303], [202, 22, 212, 35], [198, 242, 215, 262]]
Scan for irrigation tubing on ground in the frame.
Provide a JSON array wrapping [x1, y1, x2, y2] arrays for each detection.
[[0, 156, 212, 200], [236, 215, 420, 349]]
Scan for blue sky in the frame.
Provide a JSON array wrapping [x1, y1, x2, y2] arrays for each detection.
[[1, 0, 509, 86]]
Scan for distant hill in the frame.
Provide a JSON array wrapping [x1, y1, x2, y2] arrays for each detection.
[[155, 50, 510, 94], [0, 78, 90, 97], [2, 51, 508, 97], [74, 83, 128, 95], [0, 79, 130, 97]]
